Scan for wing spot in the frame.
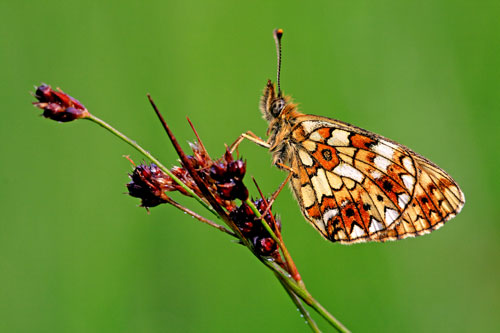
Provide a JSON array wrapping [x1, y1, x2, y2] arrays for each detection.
[[350, 134, 376, 149], [298, 149, 314, 167], [402, 156, 415, 175], [351, 224, 366, 238], [371, 169, 382, 179], [309, 131, 323, 142], [332, 162, 364, 183], [326, 171, 343, 190], [301, 184, 316, 208], [373, 143, 395, 160], [302, 140, 317, 152], [374, 156, 391, 172], [301, 121, 332, 134], [385, 208, 399, 226], [398, 193, 411, 209], [310, 169, 333, 202], [382, 180, 393, 192], [321, 149, 333, 161], [401, 174, 415, 191], [323, 208, 339, 225], [369, 217, 384, 233], [327, 129, 350, 146]]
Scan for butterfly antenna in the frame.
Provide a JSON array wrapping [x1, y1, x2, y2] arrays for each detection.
[[273, 28, 283, 97]]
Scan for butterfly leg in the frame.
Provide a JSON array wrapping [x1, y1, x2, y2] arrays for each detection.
[[259, 170, 294, 218], [229, 131, 270, 154]]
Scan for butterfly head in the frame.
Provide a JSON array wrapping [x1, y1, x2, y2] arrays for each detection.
[[260, 79, 288, 121]]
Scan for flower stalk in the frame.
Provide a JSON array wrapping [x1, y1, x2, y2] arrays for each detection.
[[32, 84, 350, 333]]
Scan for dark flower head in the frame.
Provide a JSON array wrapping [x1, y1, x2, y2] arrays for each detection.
[[127, 142, 249, 211], [230, 199, 281, 256], [127, 164, 170, 208], [33, 84, 90, 122], [208, 150, 248, 201]]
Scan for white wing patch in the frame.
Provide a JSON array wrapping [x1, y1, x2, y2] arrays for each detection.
[[402, 156, 415, 175], [301, 120, 334, 134], [351, 224, 366, 238], [385, 208, 399, 226], [333, 162, 364, 183], [369, 217, 385, 233], [323, 208, 339, 224], [301, 184, 315, 208], [398, 193, 411, 209], [373, 142, 395, 160], [298, 149, 314, 166], [310, 168, 333, 201], [374, 155, 392, 172], [327, 129, 350, 146], [401, 174, 415, 191]]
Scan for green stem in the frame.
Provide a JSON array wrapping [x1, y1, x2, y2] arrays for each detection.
[[164, 196, 236, 238], [84, 113, 350, 332], [244, 198, 281, 245], [86, 114, 218, 217], [277, 275, 321, 332], [245, 198, 303, 285], [265, 260, 350, 333]]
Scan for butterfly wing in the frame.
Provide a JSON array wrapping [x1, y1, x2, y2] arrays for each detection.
[[287, 115, 465, 243]]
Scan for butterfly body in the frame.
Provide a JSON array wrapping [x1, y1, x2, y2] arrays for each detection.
[[260, 79, 465, 244]]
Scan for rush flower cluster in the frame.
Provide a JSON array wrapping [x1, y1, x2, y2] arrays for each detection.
[[127, 164, 171, 207], [127, 144, 248, 209], [33, 84, 90, 122], [127, 142, 280, 258], [30, 82, 347, 331], [230, 199, 281, 256]]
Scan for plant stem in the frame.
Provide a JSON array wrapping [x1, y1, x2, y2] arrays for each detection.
[[277, 275, 321, 332], [86, 114, 218, 218], [245, 198, 303, 285], [265, 261, 350, 333], [87, 108, 350, 333], [165, 197, 236, 237], [244, 198, 281, 244]]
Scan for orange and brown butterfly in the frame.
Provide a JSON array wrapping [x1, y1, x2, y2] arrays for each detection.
[[234, 29, 465, 244]]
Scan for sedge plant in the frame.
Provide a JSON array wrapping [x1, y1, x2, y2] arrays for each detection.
[[32, 83, 350, 333]]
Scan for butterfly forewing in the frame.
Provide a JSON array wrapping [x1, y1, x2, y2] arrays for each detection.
[[286, 115, 464, 243]]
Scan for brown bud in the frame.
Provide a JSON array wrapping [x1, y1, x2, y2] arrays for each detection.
[[227, 160, 246, 179], [230, 199, 278, 241], [127, 164, 169, 208], [255, 237, 277, 256], [33, 84, 90, 122], [209, 163, 227, 181]]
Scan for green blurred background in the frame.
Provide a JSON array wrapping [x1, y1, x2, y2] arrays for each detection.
[[1, 1, 499, 332]]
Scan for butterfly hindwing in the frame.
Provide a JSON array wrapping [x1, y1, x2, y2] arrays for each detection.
[[287, 115, 464, 243]]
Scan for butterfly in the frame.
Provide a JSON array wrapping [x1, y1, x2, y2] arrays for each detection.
[[240, 29, 465, 244]]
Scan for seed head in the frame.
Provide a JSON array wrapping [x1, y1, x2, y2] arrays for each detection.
[[33, 84, 90, 122], [127, 164, 171, 208], [230, 199, 281, 256]]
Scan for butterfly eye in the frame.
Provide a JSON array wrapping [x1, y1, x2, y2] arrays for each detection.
[[270, 99, 285, 117]]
